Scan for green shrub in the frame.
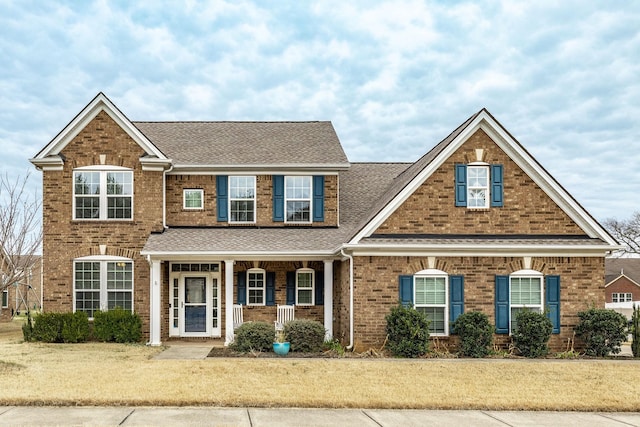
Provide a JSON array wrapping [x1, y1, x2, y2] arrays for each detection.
[[61, 311, 90, 343], [512, 309, 552, 358], [31, 312, 65, 342], [575, 308, 627, 357], [632, 305, 640, 358], [385, 304, 431, 358], [231, 321, 274, 352], [284, 319, 326, 353], [93, 309, 142, 343], [452, 311, 493, 358]]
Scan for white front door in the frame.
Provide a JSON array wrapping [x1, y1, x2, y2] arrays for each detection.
[[169, 268, 221, 338]]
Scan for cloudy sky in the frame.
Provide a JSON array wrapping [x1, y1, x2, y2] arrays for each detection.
[[1, 0, 638, 222]]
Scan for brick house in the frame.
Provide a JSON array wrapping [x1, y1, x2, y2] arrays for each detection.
[[30, 93, 619, 351], [0, 251, 42, 321], [605, 258, 640, 319]]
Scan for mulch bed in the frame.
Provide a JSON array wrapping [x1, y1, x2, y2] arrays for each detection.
[[207, 346, 387, 358]]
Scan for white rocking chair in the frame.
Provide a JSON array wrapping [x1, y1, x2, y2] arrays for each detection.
[[233, 304, 243, 330], [275, 304, 295, 331]]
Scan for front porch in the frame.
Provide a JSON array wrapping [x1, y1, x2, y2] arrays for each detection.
[[147, 259, 335, 346]]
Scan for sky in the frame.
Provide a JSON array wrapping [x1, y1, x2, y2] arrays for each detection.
[[0, 0, 639, 222]]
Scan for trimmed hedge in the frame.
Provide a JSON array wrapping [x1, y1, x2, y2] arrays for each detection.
[[385, 304, 431, 358], [24, 311, 90, 343], [231, 321, 274, 352], [512, 309, 552, 358], [284, 319, 326, 353], [93, 309, 142, 343], [575, 308, 627, 357], [452, 311, 493, 358]]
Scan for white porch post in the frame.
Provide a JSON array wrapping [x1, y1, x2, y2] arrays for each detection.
[[149, 260, 162, 346], [324, 260, 333, 340], [224, 259, 235, 346]]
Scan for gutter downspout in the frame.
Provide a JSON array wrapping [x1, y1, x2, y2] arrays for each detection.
[[162, 165, 174, 229], [340, 248, 354, 350]]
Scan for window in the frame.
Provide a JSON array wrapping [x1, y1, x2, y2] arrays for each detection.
[[1, 289, 7, 308], [285, 176, 311, 223], [247, 268, 265, 305], [467, 165, 489, 208], [74, 169, 133, 220], [296, 269, 314, 305], [612, 292, 633, 303], [414, 274, 448, 335], [510, 275, 543, 333], [229, 176, 255, 223], [74, 257, 133, 318], [183, 189, 203, 209]]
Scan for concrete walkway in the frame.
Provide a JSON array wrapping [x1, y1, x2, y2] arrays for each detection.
[[1, 407, 640, 426]]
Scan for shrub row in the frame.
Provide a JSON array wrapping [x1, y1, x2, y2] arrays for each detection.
[[231, 319, 327, 353], [23, 309, 142, 343], [384, 305, 629, 358]]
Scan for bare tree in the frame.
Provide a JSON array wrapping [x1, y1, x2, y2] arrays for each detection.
[[0, 173, 42, 295], [604, 212, 640, 255]]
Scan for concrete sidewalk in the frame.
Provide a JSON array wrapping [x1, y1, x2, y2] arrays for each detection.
[[1, 407, 640, 426]]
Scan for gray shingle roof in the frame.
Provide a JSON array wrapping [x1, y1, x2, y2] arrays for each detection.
[[133, 121, 349, 168], [606, 258, 640, 285]]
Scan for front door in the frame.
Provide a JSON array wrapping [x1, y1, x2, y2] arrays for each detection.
[[184, 277, 207, 333]]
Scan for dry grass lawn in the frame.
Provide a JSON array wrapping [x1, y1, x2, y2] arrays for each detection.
[[1, 320, 640, 410]]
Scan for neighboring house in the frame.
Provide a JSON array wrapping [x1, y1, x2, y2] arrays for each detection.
[[605, 258, 640, 319], [29, 93, 619, 351], [0, 252, 42, 321]]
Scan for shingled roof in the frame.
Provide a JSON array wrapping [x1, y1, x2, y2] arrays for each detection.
[[133, 121, 349, 169], [606, 258, 640, 286]]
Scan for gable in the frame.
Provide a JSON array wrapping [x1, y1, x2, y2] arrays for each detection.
[[350, 109, 618, 248], [30, 93, 170, 172], [375, 128, 584, 235]]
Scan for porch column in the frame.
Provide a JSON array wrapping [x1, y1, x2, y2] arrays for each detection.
[[149, 260, 162, 346], [224, 259, 235, 346], [324, 260, 333, 340]]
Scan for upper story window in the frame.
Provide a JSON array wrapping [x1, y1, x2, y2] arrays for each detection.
[[296, 268, 314, 305], [74, 256, 134, 318], [454, 163, 503, 209], [229, 176, 255, 223], [183, 189, 204, 210], [414, 273, 448, 336], [73, 168, 133, 220], [285, 176, 311, 223], [612, 292, 633, 303]]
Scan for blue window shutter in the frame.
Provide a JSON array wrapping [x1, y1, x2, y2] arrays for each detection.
[[216, 175, 228, 221], [545, 275, 561, 334], [236, 271, 246, 305], [495, 275, 509, 334], [454, 164, 467, 207], [286, 271, 296, 305], [449, 275, 464, 333], [312, 175, 325, 222], [491, 164, 504, 207], [273, 175, 284, 222], [266, 272, 276, 306], [315, 270, 324, 305], [399, 275, 413, 307]]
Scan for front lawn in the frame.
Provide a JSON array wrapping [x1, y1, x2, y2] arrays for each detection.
[[1, 320, 639, 410]]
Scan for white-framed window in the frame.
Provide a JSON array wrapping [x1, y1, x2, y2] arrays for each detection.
[[73, 167, 133, 220], [612, 292, 633, 303], [247, 268, 265, 305], [467, 165, 489, 208], [74, 256, 134, 318], [229, 176, 255, 223], [285, 176, 312, 223], [296, 268, 314, 305], [414, 271, 448, 336], [510, 272, 543, 333], [1, 289, 8, 308], [183, 189, 204, 210]]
